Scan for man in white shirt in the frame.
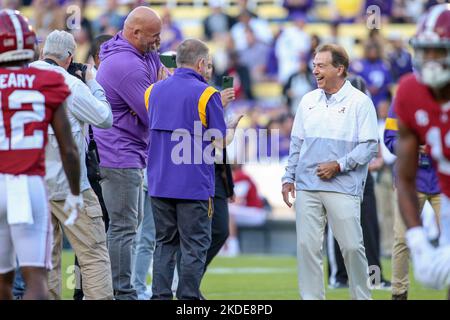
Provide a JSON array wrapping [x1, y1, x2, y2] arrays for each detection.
[[282, 44, 378, 300], [30, 30, 114, 300], [275, 13, 311, 84]]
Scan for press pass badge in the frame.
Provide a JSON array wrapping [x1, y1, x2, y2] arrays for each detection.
[[6, 174, 34, 225]]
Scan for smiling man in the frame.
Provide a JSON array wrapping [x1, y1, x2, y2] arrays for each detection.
[[281, 44, 378, 300], [92, 6, 166, 300]]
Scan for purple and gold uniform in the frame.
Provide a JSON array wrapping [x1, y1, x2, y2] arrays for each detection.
[[94, 32, 161, 169], [384, 101, 440, 195], [146, 68, 227, 200]]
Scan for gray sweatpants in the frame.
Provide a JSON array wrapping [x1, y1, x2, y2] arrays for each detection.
[[296, 190, 371, 300], [150, 197, 212, 300], [100, 167, 144, 300]]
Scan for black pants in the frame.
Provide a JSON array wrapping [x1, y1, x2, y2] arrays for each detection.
[[174, 170, 230, 294], [73, 177, 109, 300], [327, 173, 386, 285], [204, 169, 230, 271], [151, 197, 211, 300], [173, 168, 231, 290]]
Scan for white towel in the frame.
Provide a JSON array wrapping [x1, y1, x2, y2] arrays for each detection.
[[6, 174, 34, 225]]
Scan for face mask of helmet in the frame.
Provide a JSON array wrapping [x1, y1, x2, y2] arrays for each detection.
[[409, 3, 450, 89], [413, 49, 450, 89]]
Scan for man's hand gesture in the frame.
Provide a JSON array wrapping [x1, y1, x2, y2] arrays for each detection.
[[317, 161, 340, 180], [282, 183, 295, 208], [220, 88, 235, 108], [157, 66, 169, 81]]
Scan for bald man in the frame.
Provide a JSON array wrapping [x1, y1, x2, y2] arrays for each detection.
[[93, 6, 167, 300]]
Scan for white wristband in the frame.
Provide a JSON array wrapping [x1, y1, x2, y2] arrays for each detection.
[[406, 226, 428, 251]]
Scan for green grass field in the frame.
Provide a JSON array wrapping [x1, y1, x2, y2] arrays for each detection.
[[61, 250, 447, 300]]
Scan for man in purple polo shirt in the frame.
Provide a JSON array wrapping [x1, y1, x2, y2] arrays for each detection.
[[384, 102, 441, 300], [145, 39, 238, 300], [93, 6, 165, 300]]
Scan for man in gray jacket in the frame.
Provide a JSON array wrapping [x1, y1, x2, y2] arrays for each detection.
[[30, 30, 114, 300], [282, 44, 378, 300]]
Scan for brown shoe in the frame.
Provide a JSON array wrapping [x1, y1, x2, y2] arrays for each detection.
[[392, 292, 408, 300]]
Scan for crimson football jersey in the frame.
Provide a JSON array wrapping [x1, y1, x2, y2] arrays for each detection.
[[233, 169, 264, 208], [0, 66, 70, 176], [395, 73, 450, 197]]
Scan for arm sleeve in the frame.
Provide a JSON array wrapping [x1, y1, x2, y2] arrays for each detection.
[[206, 92, 226, 137], [117, 69, 153, 127], [282, 100, 304, 184], [69, 80, 113, 129], [282, 136, 303, 184], [337, 141, 379, 172], [337, 96, 379, 172], [384, 102, 399, 155]]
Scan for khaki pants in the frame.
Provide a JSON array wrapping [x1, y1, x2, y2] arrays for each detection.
[[48, 188, 113, 300], [391, 190, 441, 295], [374, 167, 395, 257], [296, 190, 371, 300]]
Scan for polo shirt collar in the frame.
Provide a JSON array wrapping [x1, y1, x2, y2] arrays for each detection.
[[321, 80, 351, 103], [174, 67, 207, 83]]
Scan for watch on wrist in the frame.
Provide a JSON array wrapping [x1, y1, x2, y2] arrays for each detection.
[[335, 162, 340, 173]]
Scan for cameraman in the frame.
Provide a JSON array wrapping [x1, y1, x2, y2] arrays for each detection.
[[30, 30, 114, 300]]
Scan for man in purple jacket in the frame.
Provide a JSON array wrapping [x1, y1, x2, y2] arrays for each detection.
[[93, 6, 165, 300], [145, 39, 242, 300], [384, 101, 441, 300]]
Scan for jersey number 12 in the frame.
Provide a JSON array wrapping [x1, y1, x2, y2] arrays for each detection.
[[0, 90, 46, 151]]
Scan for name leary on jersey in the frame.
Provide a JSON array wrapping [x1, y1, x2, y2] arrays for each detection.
[[0, 72, 36, 89]]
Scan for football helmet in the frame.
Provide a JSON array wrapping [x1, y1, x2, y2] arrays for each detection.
[[0, 9, 36, 63], [410, 4, 450, 89]]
